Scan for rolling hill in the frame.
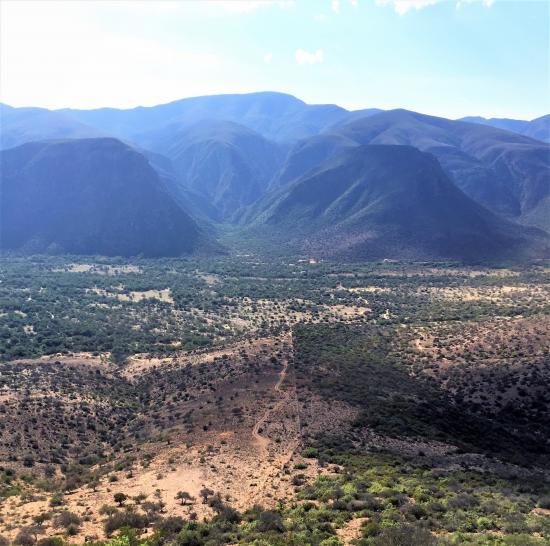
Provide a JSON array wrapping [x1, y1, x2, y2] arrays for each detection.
[[0, 138, 213, 257], [248, 145, 548, 261]]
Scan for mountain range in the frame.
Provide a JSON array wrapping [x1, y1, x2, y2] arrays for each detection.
[[1, 92, 548, 261], [287, 109, 550, 233]]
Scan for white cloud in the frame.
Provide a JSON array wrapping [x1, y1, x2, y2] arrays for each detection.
[[263, 52, 273, 63], [457, 0, 495, 8], [350, 0, 359, 6], [376, 0, 438, 15], [216, 1, 292, 13], [295, 48, 324, 65], [377, 0, 495, 14], [331, 0, 341, 13]]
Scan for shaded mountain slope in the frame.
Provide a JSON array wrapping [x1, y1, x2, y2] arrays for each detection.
[[0, 138, 213, 257], [271, 134, 357, 190], [248, 145, 548, 261]]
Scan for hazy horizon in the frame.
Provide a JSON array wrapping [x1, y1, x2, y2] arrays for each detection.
[[2, 88, 549, 123], [1, 0, 548, 120]]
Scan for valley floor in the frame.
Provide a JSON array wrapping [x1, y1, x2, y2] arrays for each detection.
[[0, 255, 549, 545]]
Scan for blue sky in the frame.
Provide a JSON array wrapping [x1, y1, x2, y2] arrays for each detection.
[[1, 0, 548, 119]]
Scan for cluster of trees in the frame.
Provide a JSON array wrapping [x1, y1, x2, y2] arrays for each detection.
[[2, 255, 544, 363], [293, 322, 550, 467]]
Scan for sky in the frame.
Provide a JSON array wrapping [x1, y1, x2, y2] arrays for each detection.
[[1, 0, 549, 119]]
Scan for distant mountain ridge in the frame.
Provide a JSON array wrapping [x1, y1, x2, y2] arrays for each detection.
[[460, 114, 550, 143], [3, 93, 547, 148], [56, 92, 355, 144], [0, 103, 103, 150]]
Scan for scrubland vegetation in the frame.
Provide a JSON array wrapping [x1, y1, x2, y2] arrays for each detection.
[[0, 255, 548, 545]]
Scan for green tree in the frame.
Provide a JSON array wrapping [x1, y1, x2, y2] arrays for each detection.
[[113, 492, 127, 506], [175, 490, 194, 506]]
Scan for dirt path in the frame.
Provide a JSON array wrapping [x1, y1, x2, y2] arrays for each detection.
[[251, 354, 290, 455], [1, 333, 318, 542], [245, 334, 303, 505]]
